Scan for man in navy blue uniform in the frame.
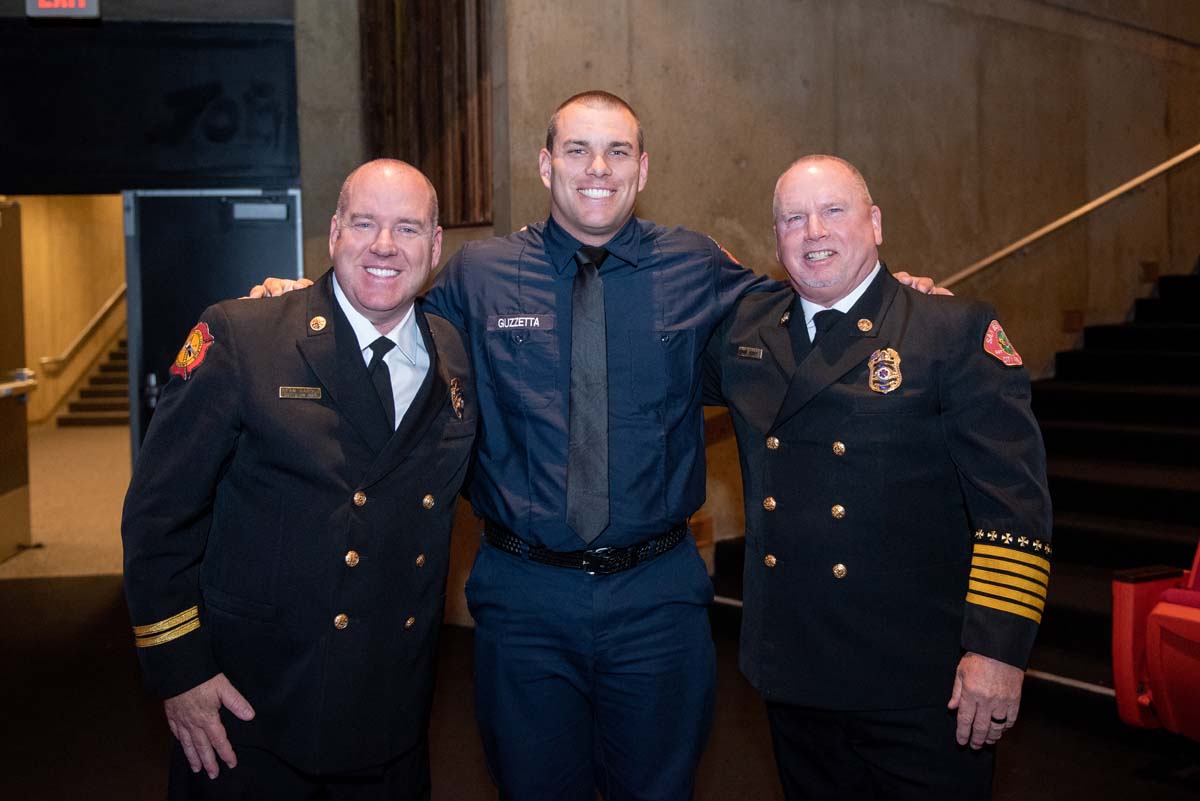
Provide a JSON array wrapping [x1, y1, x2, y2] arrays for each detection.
[[704, 155, 1052, 800], [123, 160, 476, 800], [257, 94, 939, 801], [424, 90, 764, 801]]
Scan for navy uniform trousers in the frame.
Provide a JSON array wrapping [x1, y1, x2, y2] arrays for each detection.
[[705, 268, 1052, 801]]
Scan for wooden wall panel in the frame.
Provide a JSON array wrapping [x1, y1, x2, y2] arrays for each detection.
[[13, 195, 126, 423]]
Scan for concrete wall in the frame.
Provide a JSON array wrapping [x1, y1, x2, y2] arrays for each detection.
[[487, 0, 1200, 552]]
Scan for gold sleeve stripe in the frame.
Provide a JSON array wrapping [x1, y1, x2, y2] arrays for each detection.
[[134, 617, 201, 648], [132, 606, 199, 636], [968, 580, 1046, 612], [966, 592, 1043, 624], [970, 568, 1048, 598], [972, 556, 1049, 584], [973, 543, 1051, 573]]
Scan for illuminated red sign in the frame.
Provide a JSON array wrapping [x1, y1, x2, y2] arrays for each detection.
[[25, 0, 100, 18]]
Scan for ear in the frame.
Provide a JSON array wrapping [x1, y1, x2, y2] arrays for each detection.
[[431, 226, 444, 268], [871, 205, 883, 246], [637, 151, 649, 192], [328, 214, 340, 260], [538, 148, 553, 190]]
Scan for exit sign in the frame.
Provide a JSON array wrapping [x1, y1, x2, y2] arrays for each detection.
[[26, 0, 100, 18]]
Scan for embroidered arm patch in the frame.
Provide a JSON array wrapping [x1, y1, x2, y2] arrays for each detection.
[[983, 320, 1022, 366]]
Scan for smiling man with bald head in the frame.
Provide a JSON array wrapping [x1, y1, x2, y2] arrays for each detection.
[[704, 155, 1052, 800], [123, 159, 474, 801]]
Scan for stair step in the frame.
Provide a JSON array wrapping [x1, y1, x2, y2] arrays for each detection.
[[56, 411, 130, 427], [1039, 419, 1200, 465], [88, 375, 127, 386], [97, 362, 127, 373], [1055, 349, 1200, 384], [78, 387, 126, 399], [1051, 512, 1199, 569], [1036, 563, 1113, 660], [1134, 297, 1199, 324], [1082, 323, 1200, 352], [1047, 458, 1200, 525], [1158, 274, 1200, 302], [67, 398, 128, 413], [1032, 381, 1200, 426]]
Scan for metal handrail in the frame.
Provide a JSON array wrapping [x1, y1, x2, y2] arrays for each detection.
[[39, 282, 127, 376], [941, 141, 1200, 288]]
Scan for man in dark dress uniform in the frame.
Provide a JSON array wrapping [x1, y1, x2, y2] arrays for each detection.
[[255, 97, 939, 801], [122, 160, 476, 800], [704, 155, 1052, 800]]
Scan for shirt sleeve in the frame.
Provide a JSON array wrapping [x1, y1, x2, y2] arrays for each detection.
[[939, 304, 1052, 669], [423, 247, 468, 331], [708, 237, 779, 319], [121, 303, 243, 698]]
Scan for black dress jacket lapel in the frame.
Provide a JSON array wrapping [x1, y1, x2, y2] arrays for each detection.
[[771, 268, 900, 429], [296, 271, 392, 451]]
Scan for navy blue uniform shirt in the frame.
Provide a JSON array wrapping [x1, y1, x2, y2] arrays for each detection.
[[425, 214, 774, 550]]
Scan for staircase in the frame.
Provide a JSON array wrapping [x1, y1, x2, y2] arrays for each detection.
[[56, 337, 130, 427], [709, 272, 1200, 690], [1029, 272, 1200, 687]]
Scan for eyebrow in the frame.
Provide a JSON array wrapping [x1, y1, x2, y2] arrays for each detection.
[[563, 138, 635, 150], [349, 213, 427, 227]]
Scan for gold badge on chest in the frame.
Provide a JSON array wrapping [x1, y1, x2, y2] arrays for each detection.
[[868, 348, 902, 394]]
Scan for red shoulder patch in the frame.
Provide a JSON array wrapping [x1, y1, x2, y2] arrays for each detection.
[[169, 322, 215, 380], [983, 320, 1022, 366]]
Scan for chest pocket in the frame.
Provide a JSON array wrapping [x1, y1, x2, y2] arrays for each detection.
[[485, 329, 560, 410], [613, 328, 697, 420]]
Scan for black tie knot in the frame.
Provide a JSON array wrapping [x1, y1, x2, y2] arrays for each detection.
[[812, 309, 844, 337], [574, 246, 609, 271], [367, 336, 395, 373]]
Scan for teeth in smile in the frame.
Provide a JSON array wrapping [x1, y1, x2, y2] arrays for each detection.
[[580, 188, 615, 199], [366, 267, 398, 277], [806, 250, 835, 261]]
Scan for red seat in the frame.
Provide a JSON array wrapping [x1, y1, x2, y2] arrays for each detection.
[[1112, 542, 1200, 741]]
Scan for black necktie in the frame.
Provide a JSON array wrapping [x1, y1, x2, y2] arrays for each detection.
[[566, 246, 609, 543], [790, 306, 844, 360], [811, 309, 844, 342], [367, 336, 396, 431]]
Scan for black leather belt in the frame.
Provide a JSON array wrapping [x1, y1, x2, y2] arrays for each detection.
[[483, 520, 689, 575]]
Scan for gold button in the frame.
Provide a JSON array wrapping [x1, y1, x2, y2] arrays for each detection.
[[353, 491, 366, 507], [309, 315, 327, 332], [333, 613, 349, 629], [422, 494, 435, 510], [404, 616, 416, 629], [857, 318, 873, 332], [763, 496, 777, 511], [832, 563, 848, 579], [832, 441, 846, 456], [831, 504, 846, 519], [764, 554, 777, 568], [766, 436, 780, 450], [344, 550, 360, 567], [415, 553, 426, 568]]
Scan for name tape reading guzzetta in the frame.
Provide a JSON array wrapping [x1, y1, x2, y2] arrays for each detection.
[[487, 314, 556, 331]]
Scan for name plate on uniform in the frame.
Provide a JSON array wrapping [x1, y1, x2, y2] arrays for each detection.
[[279, 386, 321, 399], [487, 314, 555, 331], [737, 346, 764, 360]]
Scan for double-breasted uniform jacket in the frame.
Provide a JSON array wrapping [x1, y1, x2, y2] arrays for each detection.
[[122, 269, 476, 774], [704, 267, 1052, 710]]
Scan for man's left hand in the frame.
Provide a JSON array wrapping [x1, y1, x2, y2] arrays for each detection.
[[947, 651, 1023, 749], [894, 271, 953, 296]]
